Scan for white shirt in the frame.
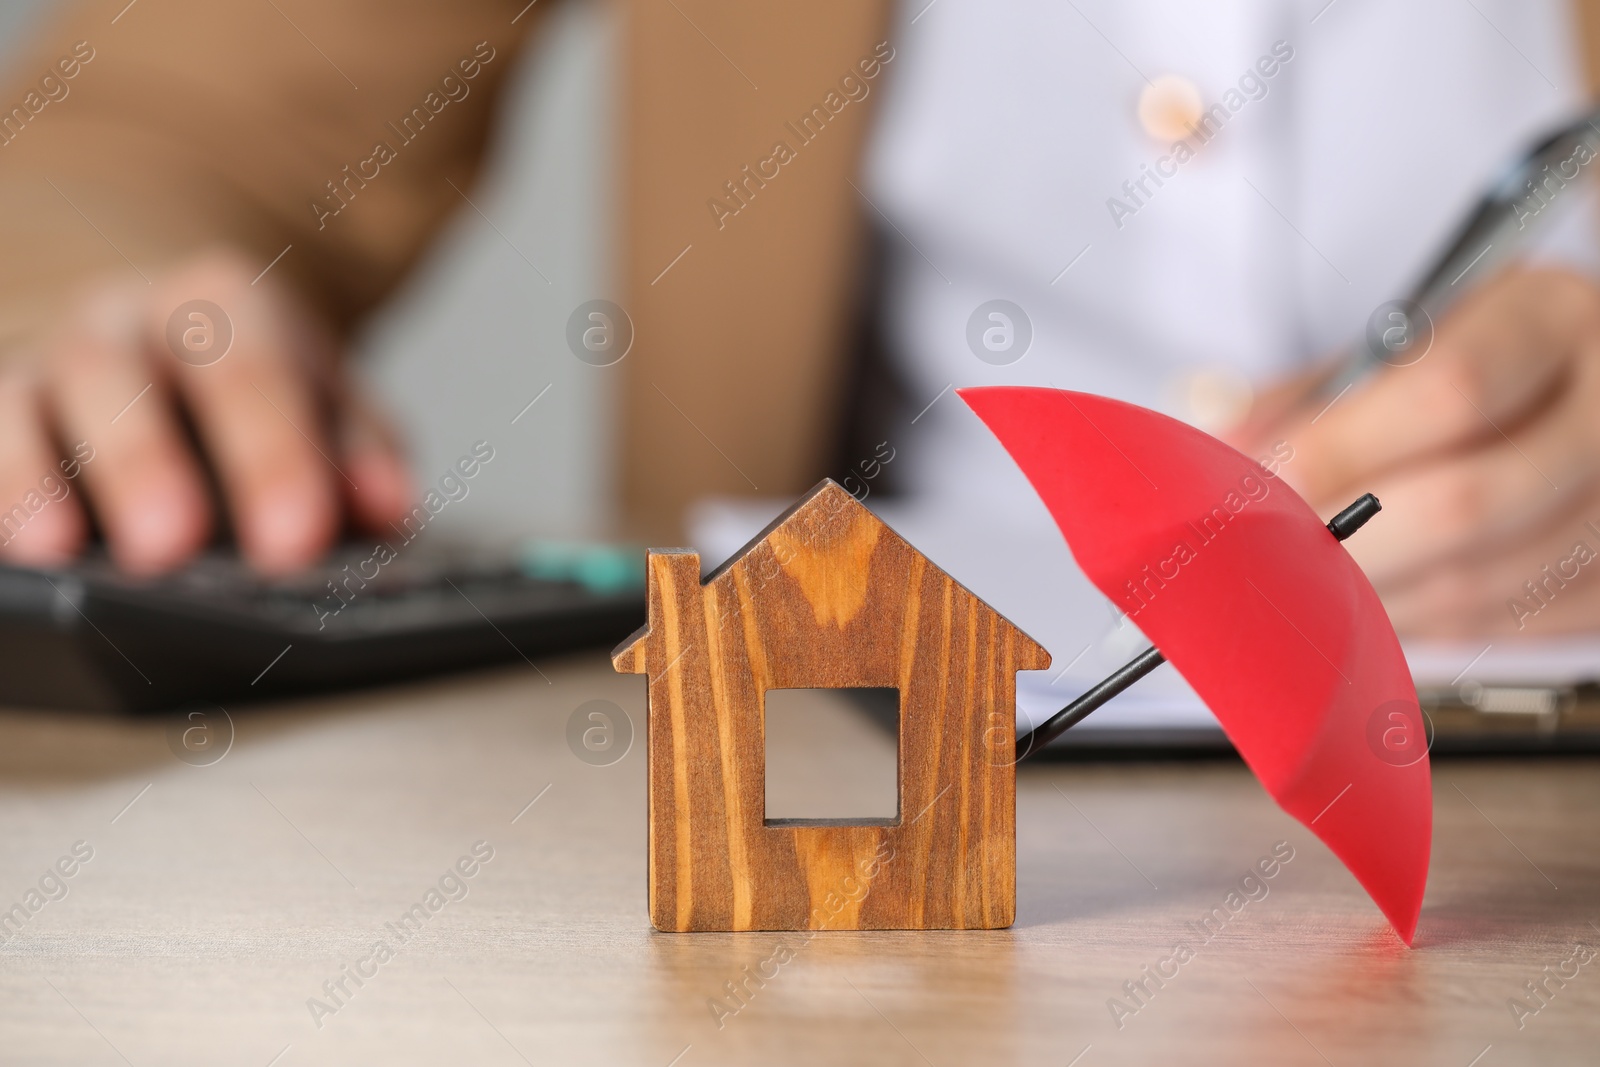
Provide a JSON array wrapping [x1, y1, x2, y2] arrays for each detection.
[[856, 0, 1594, 711], [868, 0, 1587, 491]]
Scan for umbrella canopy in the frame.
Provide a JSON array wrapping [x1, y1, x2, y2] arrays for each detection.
[[961, 386, 1431, 944]]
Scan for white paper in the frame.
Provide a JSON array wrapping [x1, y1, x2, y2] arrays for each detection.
[[686, 494, 1600, 733]]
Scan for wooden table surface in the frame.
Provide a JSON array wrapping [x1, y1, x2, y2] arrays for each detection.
[[1, 652, 1596, 1066]]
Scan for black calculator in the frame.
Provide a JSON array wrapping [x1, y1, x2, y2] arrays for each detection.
[[0, 544, 645, 712]]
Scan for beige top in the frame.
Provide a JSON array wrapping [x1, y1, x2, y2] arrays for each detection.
[[4, 0, 1600, 537]]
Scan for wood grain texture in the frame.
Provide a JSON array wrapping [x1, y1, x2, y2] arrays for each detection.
[[3, 661, 1599, 1065], [613, 480, 1051, 931]]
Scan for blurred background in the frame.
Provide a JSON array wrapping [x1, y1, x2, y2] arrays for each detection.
[[0, 0, 621, 542], [5, 0, 1600, 733], [353, 0, 617, 542]]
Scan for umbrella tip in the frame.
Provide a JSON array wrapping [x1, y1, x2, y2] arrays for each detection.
[[1327, 493, 1381, 542]]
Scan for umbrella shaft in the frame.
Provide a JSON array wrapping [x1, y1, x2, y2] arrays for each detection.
[[1015, 494, 1381, 761], [1015, 645, 1166, 760]]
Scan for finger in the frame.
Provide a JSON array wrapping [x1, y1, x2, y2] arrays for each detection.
[[151, 252, 340, 575], [1223, 357, 1340, 453], [1341, 370, 1600, 588], [1282, 267, 1596, 504], [44, 284, 211, 574], [0, 370, 87, 565], [1379, 496, 1600, 637], [335, 384, 414, 532]]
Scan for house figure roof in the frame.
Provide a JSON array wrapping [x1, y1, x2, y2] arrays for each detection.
[[614, 479, 1050, 931]]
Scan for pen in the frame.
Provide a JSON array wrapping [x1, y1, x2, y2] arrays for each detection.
[[1316, 102, 1600, 400]]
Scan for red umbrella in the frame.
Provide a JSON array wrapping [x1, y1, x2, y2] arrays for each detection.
[[960, 386, 1430, 945]]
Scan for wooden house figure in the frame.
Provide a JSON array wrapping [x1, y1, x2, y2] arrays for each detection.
[[612, 479, 1051, 931]]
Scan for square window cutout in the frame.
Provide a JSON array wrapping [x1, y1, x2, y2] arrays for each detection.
[[763, 687, 899, 827]]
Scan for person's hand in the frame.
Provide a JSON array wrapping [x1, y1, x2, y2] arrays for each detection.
[[0, 248, 414, 575], [1230, 265, 1600, 637]]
